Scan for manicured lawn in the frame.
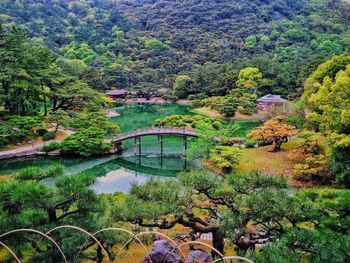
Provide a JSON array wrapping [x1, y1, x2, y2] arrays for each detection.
[[236, 133, 328, 188]]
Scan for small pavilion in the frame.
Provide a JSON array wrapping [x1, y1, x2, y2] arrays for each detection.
[[105, 89, 127, 99], [256, 94, 285, 110]]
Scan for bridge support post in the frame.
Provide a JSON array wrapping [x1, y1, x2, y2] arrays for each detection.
[[135, 136, 141, 156], [183, 136, 188, 156], [157, 135, 163, 156], [115, 142, 123, 153]]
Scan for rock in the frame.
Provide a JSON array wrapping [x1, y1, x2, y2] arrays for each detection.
[[47, 150, 61, 156], [187, 250, 212, 263], [108, 148, 117, 154], [141, 240, 181, 263]]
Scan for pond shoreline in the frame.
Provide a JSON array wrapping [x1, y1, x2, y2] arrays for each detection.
[[0, 104, 197, 194]]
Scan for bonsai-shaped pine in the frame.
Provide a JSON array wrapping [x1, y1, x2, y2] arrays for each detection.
[[116, 170, 298, 256], [0, 164, 118, 262], [248, 116, 299, 152]]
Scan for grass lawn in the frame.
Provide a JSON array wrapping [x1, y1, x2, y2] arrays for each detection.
[[236, 133, 328, 188], [193, 107, 268, 121]]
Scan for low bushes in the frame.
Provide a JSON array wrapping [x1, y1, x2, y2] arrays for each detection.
[[245, 139, 256, 148], [60, 127, 111, 157], [294, 154, 332, 182], [154, 114, 223, 130], [198, 93, 257, 117], [42, 142, 61, 153], [16, 164, 64, 181], [43, 132, 56, 141], [206, 146, 242, 174], [36, 128, 48, 136], [0, 116, 43, 148]]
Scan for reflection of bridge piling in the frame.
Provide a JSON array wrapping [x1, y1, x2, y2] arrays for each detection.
[[183, 136, 188, 156], [134, 136, 141, 156], [157, 135, 163, 156]]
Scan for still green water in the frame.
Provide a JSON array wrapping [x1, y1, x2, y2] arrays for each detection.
[[0, 104, 196, 193]]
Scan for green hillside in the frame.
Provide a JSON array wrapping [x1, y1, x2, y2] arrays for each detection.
[[1, 0, 349, 95]]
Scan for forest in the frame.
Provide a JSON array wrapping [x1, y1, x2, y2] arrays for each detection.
[[0, 0, 349, 95], [1, 0, 350, 262]]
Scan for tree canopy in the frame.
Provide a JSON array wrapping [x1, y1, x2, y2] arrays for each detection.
[[303, 56, 350, 186], [1, 0, 349, 95]]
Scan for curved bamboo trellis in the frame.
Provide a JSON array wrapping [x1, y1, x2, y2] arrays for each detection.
[[0, 226, 254, 263]]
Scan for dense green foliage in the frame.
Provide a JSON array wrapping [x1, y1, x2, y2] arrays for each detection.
[[0, 165, 107, 262], [251, 188, 350, 262], [0, 27, 119, 149], [0, 26, 104, 116], [118, 170, 350, 261], [0, 115, 42, 148], [0, 0, 349, 95], [303, 55, 350, 186], [42, 141, 61, 153], [1, 1, 350, 261], [208, 146, 242, 173], [153, 114, 222, 130], [60, 127, 111, 157]]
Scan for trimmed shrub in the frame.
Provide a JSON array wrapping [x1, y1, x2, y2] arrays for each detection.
[[60, 127, 110, 157], [188, 93, 207, 100], [245, 139, 256, 148], [287, 115, 305, 129], [43, 132, 56, 141], [154, 115, 221, 131], [42, 142, 61, 152], [115, 100, 124, 107], [36, 128, 48, 136], [212, 121, 223, 130], [0, 137, 9, 149]]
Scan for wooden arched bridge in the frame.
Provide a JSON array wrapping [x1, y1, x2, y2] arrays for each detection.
[[111, 127, 198, 156]]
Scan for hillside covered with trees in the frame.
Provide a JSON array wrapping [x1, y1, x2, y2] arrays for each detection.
[[1, 0, 349, 96], [1, 1, 350, 262]]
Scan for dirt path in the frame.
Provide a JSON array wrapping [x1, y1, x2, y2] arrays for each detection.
[[0, 129, 75, 160]]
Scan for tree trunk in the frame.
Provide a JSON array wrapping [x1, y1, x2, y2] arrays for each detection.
[[3, 81, 10, 111], [51, 249, 61, 263], [47, 207, 57, 223], [212, 230, 225, 257], [47, 208, 62, 263], [52, 96, 57, 112], [272, 139, 282, 152], [42, 82, 48, 116], [43, 93, 47, 116], [96, 243, 103, 263], [20, 99, 25, 116]]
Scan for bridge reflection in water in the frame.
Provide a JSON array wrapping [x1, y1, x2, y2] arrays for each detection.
[[88, 155, 194, 193]]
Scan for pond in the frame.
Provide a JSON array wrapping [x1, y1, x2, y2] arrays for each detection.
[[0, 104, 261, 193], [0, 104, 197, 193]]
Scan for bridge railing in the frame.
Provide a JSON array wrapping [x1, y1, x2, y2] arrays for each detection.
[[112, 127, 197, 142]]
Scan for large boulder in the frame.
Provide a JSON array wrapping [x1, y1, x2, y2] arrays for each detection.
[[187, 250, 212, 263], [141, 240, 181, 263]]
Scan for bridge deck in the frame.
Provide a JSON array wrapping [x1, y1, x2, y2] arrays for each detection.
[[111, 127, 197, 143]]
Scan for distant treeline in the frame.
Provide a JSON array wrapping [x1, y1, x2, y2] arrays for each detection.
[[0, 0, 349, 96]]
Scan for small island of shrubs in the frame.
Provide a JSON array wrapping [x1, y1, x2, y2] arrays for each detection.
[[153, 114, 223, 130]]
